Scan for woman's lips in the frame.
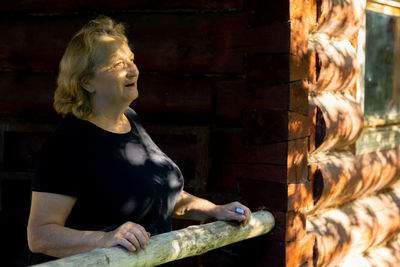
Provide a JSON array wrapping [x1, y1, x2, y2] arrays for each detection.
[[125, 82, 135, 87]]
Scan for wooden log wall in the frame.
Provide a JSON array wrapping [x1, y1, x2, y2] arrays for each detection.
[[0, 1, 313, 267], [310, 148, 400, 213], [308, 182, 400, 266], [306, 0, 400, 266], [308, 39, 359, 94], [236, 1, 318, 266], [336, 231, 400, 267], [309, 93, 363, 153]]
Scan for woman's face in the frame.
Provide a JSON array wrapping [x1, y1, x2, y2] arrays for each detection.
[[86, 36, 139, 107]]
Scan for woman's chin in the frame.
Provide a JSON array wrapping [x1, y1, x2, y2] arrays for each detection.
[[127, 88, 139, 101]]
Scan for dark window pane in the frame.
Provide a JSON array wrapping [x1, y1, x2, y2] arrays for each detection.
[[365, 10, 400, 117]]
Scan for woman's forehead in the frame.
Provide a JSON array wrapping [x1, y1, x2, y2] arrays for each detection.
[[96, 36, 133, 63]]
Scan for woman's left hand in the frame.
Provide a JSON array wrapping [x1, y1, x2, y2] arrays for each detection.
[[211, 201, 251, 226]]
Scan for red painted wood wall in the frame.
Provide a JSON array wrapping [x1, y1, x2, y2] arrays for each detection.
[[0, 1, 314, 266]]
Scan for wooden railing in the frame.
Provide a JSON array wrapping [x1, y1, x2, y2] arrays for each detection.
[[32, 211, 274, 267]]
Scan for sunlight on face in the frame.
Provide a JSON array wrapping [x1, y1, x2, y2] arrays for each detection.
[[88, 36, 140, 105], [95, 36, 136, 72]]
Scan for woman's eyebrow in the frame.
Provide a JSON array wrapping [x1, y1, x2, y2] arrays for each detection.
[[111, 53, 134, 61]]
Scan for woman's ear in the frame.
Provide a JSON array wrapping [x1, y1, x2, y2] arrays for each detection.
[[80, 77, 95, 93]]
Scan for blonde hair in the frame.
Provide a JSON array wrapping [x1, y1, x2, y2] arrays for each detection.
[[54, 16, 128, 119]]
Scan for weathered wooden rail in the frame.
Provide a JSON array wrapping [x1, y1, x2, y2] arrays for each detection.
[[32, 211, 274, 267]]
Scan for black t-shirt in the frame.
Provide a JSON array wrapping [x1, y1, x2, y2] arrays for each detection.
[[30, 108, 184, 263]]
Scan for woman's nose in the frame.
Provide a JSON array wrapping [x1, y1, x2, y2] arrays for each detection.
[[127, 62, 139, 77]]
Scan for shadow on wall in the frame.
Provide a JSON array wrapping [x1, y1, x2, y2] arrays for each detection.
[[308, 175, 400, 266]]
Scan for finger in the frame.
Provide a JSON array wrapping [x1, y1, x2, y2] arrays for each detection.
[[225, 209, 247, 222], [139, 226, 151, 245], [245, 208, 252, 225], [234, 202, 249, 213], [229, 203, 251, 226], [131, 228, 149, 249], [125, 222, 150, 247], [138, 226, 150, 244], [238, 206, 250, 225], [117, 237, 136, 252], [134, 224, 147, 236], [241, 213, 251, 226], [124, 232, 142, 251]]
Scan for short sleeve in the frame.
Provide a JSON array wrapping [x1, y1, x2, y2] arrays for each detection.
[[124, 107, 140, 123], [32, 135, 83, 197]]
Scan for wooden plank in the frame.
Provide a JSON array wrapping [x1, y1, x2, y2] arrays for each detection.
[[0, 14, 295, 73], [288, 111, 313, 140], [290, 0, 318, 31], [0, 0, 244, 12], [315, 0, 364, 40], [0, 14, 246, 74], [364, 113, 400, 127], [234, 235, 287, 267], [0, 71, 56, 116], [246, 54, 289, 89], [290, 18, 309, 57], [308, 39, 359, 94], [290, 0, 315, 21], [215, 80, 308, 123], [239, 178, 288, 212], [357, 125, 400, 154], [240, 178, 312, 213], [242, 109, 288, 144], [213, 164, 287, 194], [270, 211, 307, 242], [132, 13, 245, 74], [289, 81, 309, 116], [244, 22, 290, 53], [213, 129, 288, 165], [310, 93, 363, 153], [287, 137, 309, 184], [367, 1, 400, 16], [287, 182, 313, 212], [214, 80, 290, 122], [133, 74, 212, 115], [242, 109, 311, 144], [248, 0, 289, 27], [290, 53, 311, 82], [370, 0, 400, 9], [286, 234, 315, 267], [308, 184, 400, 267], [33, 211, 275, 267], [309, 149, 400, 213]]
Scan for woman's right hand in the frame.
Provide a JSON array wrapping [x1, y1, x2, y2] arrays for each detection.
[[102, 222, 151, 252]]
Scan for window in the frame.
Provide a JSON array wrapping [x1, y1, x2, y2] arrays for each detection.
[[365, 6, 400, 118], [357, 0, 400, 153]]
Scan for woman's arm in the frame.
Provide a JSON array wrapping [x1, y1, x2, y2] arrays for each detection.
[[27, 192, 150, 258], [172, 191, 251, 226]]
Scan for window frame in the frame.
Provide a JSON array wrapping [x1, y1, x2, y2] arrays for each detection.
[[356, 0, 400, 154]]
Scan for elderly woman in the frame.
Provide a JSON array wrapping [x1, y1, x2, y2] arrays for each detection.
[[27, 16, 251, 264]]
